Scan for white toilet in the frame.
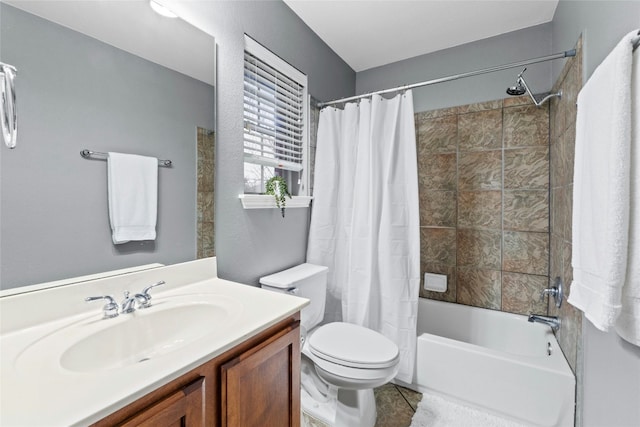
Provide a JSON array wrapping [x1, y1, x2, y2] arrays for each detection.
[[260, 263, 400, 427]]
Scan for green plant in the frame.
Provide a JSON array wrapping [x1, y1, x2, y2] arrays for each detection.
[[265, 176, 292, 218]]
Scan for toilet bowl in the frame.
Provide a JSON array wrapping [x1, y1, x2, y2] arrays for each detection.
[[260, 264, 400, 427]]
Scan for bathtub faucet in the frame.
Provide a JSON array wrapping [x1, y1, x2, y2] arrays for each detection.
[[528, 314, 561, 331]]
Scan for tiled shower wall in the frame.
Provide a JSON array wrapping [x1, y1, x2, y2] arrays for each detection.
[[549, 36, 583, 374], [418, 97, 550, 316]]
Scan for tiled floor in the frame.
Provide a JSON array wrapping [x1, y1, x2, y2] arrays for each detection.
[[374, 383, 422, 427], [301, 383, 422, 427]]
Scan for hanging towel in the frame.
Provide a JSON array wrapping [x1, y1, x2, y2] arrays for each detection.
[[107, 152, 158, 245], [616, 36, 640, 346], [568, 30, 637, 331]]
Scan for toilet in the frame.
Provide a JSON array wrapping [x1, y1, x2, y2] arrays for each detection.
[[260, 263, 400, 427]]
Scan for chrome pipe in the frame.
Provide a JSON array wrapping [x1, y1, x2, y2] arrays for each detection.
[[528, 314, 561, 331], [517, 71, 562, 107]]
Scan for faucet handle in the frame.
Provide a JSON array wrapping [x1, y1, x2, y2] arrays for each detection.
[[85, 295, 119, 319], [539, 288, 556, 301], [140, 280, 165, 308], [539, 277, 564, 308]]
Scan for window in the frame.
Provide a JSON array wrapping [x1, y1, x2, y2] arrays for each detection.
[[243, 35, 308, 196]]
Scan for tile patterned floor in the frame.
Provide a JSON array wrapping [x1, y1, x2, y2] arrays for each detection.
[[301, 383, 422, 427], [374, 383, 422, 427]]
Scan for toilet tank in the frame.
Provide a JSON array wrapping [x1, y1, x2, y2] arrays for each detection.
[[259, 263, 328, 331]]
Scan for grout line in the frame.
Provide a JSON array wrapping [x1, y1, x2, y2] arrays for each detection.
[[547, 91, 553, 317], [394, 385, 419, 413]]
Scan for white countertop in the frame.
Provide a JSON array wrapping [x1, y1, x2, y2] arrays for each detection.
[[0, 259, 308, 426]]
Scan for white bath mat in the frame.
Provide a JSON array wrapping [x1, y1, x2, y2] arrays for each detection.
[[410, 392, 529, 427]]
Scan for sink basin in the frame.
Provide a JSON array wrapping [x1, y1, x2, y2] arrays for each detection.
[[15, 295, 243, 373], [61, 302, 233, 372]]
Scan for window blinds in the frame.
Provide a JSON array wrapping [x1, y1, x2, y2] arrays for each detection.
[[243, 36, 307, 172]]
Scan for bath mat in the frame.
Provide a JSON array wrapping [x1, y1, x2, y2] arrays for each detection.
[[410, 392, 528, 427]]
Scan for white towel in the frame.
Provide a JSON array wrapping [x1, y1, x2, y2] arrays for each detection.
[[568, 30, 637, 331], [107, 152, 158, 245], [616, 37, 640, 346]]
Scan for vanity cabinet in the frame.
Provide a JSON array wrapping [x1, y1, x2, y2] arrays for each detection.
[[221, 325, 300, 426], [92, 314, 300, 427], [120, 377, 205, 427]]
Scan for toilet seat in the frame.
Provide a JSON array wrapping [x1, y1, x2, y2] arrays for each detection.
[[303, 322, 400, 390], [312, 354, 400, 385], [308, 322, 399, 369]]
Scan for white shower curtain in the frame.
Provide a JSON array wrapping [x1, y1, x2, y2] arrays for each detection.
[[307, 91, 420, 383]]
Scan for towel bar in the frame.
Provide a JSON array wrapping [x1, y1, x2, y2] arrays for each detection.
[[80, 149, 172, 167]]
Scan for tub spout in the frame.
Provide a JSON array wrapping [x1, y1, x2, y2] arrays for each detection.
[[528, 314, 561, 331]]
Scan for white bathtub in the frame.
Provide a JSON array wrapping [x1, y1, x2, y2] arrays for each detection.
[[397, 298, 575, 427]]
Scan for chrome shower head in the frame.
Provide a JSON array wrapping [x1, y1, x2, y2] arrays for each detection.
[[506, 67, 527, 96], [506, 82, 526, 96], [504, 67, 561, 107]]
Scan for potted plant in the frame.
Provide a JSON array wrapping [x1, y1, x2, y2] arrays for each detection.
[[265, 176, 292, 218]]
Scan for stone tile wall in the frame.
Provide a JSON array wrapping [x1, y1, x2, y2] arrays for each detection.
[[549, 36, 583, 375], [197, 127, 215, 258], [418, 96, 550, 316]]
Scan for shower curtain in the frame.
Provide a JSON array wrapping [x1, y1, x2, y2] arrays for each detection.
[[307, 91, 420, 383]]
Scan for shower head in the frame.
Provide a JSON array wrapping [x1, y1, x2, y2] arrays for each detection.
[[506, 82, 526, 96], [506, 67, 527, 96], [504, 68, 561, 107]]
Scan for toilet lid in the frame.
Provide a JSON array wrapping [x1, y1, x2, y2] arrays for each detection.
[[308, 322, 399, 369]]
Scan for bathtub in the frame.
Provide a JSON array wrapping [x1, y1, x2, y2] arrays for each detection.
[[397, 298, 575, 427]]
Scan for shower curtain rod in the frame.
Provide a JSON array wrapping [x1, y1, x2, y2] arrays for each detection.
[[317, 49, 577, 108]]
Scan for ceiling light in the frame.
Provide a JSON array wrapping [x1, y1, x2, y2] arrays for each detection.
[[149, 0, 178, 18]]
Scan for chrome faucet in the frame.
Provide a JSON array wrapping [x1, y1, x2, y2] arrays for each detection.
[[86, 281, 166, 317], [121, 281, 166, 314], [85, 295, 119, 319], [528, 314, 561, 331], [121, 291, 148, 314]]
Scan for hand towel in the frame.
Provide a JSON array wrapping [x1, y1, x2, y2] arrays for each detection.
[[107, 152, 158, 245], [568, 30, 637, 331], [616, 36, 640, 346]]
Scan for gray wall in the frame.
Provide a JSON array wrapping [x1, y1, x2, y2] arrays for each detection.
[[551, 2, 640, 426], [552, 0, 640, 83], [581, 323, 640, 427], [166, 0, 356, 286], [356, 23, 553, 113], [0, 4, 215, 289]]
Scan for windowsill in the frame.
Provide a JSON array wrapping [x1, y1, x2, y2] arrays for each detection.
[[239, 194, 313, 209]]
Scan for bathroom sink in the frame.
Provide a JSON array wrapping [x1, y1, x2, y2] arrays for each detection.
[[62, 302, 233, 372], [15, 296, 243, 374]]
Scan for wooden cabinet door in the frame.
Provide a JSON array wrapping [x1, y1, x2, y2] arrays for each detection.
[[221, 325, 300, 427], [120, 377, 205, 427]]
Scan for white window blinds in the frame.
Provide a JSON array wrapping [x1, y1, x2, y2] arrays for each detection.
[[243, 35, 308, 172]]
